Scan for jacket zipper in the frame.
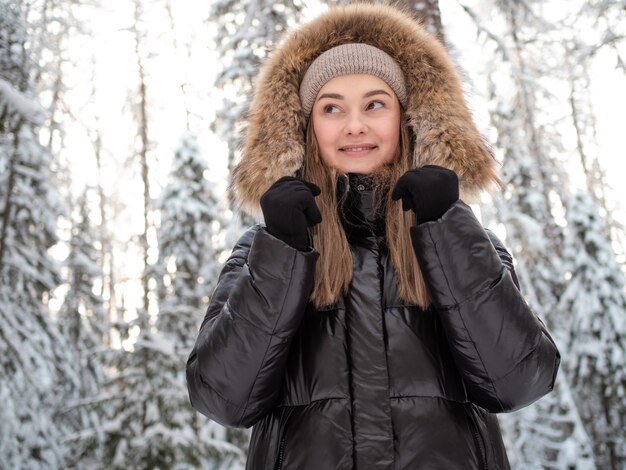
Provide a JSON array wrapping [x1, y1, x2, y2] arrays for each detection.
[[274, 408, 294, 470], [274, 435, 287, 470], [465, 406, 488, 470]]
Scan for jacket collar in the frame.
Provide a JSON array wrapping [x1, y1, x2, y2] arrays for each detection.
[[338, 173, 386, 241]]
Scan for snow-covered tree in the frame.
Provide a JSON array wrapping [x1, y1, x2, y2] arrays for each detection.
[[479, 3, 625, 467], [503, 371, 595, 469], [561, 0, 626, 261], [210, 0, 303, 173], [56, 189, 108, 464], [559, 191, 626, 469], [157, 132, 225, 347], [333, 0, 444, 37], [155, 131, 245, 466], [60, 190, 107, 342], [88, 133, 243, 469], [0, 2, 78, 466], [93, 308, 245, 469]]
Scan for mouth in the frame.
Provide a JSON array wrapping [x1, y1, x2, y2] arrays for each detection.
[[339, 144, 378, 153]]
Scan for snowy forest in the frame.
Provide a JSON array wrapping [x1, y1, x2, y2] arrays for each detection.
[[0, 0, 625, 468]]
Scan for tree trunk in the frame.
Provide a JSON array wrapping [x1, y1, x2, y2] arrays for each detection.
[[164, 0, 191, 130], [46, 34, 63, 152], [568, 75, 626, 258], [133, 0, 153, 315]]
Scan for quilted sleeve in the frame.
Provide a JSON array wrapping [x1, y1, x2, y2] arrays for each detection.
[[186, 226, 319, 427], [411, 200, 560, 412]]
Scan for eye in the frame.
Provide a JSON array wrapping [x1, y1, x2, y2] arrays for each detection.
[[366, 100, 384, 110], [323, 104, 341, 114]]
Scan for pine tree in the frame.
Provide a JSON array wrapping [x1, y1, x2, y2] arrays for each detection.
[[0, 1, 78, 467], [479, 2, 626, 466], [57, 189, 108, 464], [559, 191, 626, 469], [95, 309, 245, 469], [156, 132, 224, 346], [90, 133, 244, 469], [383, 0, 444, 37], [61, 190, 108, 343], [156, 131, 246, 466]]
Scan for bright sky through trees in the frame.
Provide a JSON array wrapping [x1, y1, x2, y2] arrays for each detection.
[[58, 0, 626, 269]]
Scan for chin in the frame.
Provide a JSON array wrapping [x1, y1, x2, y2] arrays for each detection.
[[337, 163, 378, 174]]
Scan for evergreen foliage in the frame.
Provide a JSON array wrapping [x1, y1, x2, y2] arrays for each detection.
[[86, 132, 245, 468], [0, 2, 76, 467], [57, 190, 107, 465], [156, 131, 246, 466], [210, 0, 304, 172], [157, 132, 225, 346], [94, 309, 244, 469], [559, 191, 626, 469]]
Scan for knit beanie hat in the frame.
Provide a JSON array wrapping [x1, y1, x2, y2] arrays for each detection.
[[299, 43, 408, 117]]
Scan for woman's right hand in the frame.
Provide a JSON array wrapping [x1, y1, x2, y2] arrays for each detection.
[[260, 176, 322, 251]]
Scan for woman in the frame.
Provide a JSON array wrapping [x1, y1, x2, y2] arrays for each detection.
[[187, 4, 560, 469]]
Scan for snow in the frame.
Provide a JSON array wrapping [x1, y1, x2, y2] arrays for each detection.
[[0, 78, 45, 125]]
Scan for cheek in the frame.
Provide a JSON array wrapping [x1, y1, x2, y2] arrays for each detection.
[[312, 121, 336, 155], [382, 120, 401, 158]]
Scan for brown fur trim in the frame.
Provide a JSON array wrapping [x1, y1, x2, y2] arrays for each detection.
[[231, 3, 500, 215]]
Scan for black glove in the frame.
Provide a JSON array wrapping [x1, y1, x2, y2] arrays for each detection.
[[391, 165, 459, 224], [260, 176, 322, 251]]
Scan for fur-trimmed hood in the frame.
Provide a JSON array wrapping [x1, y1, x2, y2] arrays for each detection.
[[231, 3, 499, 215]]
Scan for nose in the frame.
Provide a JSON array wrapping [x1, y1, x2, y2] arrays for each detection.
[[344, 111, 367, 135]]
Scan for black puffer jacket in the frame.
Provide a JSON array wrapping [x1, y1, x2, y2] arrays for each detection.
[[186, 182, 560, 470]]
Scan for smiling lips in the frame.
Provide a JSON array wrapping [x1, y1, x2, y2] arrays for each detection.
[[339, 144, 378, 154]]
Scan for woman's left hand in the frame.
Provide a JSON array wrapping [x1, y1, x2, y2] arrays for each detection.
[[391, 165, 459, 224]]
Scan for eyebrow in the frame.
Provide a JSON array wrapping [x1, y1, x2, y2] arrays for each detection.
[[316, 89, 392, 102]]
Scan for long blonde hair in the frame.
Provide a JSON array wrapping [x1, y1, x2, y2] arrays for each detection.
[[301, 117, 432, 309]]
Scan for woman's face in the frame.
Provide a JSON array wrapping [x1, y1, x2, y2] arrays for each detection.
[[311, 74, 401, 174]]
